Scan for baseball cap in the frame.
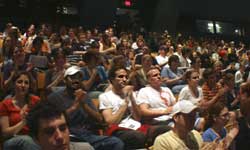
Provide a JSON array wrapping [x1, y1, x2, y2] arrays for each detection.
[[64, 66, 82, 78], [170, 100, 198, 117]]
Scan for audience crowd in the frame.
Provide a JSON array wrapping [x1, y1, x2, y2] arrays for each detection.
[[0, 22, 250, 150]]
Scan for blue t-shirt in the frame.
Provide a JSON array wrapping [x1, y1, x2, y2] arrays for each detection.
[[202, 127, 227, 142], [47, 87, 96, 130], [81, 66, 108, 91], [161, 67, 185, 87]]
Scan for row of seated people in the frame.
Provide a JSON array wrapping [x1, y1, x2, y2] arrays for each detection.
[[0, 23, 250, 149], [1, 62, 250, 149]]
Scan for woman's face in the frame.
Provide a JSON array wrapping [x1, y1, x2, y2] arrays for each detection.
[[215, 107, 229, 126], [188, 72, 200, 86], [15, 74, 30, 96]]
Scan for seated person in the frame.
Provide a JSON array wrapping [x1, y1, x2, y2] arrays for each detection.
[[222, 73, 240, 111], [161, 55, 186, 94], [27, 100, 94, 150], [137, 66, 176, 125], [46, 49, 67, 93], [128, 54, 154, 89], [153, 100, 203, 149], [179, 69, 203, 105], [202, 68, 228, 108], [203, 102, 239, 149], [81, 51, 108, 99], [99, 66, 147, 149], [47, 66, 124, 150], [0, 71, 40, 150]]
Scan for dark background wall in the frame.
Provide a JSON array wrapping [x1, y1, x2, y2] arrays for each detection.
[[77, 0, 116, 28], [1, 0, 250, 36]]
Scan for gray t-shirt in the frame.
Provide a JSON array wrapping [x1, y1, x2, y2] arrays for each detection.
[[70, 142, 94, 150]]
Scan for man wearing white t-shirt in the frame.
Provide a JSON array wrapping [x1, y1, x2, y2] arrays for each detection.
[[99, 66, 146, 149], [137, 67, 176, 125]]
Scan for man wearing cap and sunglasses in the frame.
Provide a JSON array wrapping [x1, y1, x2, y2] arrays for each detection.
[[47, 65, 124, 150]]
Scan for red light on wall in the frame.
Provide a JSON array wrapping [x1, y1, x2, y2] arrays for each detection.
[[124, 0, 132, 7]]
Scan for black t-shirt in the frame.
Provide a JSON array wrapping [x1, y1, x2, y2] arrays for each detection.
[[235, 117, 250, 150]]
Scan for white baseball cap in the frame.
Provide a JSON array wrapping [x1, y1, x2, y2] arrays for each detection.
[[171, 100, 198, 117], [64, 66, 82, 78]]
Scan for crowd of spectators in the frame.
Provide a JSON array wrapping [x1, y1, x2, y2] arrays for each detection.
[[0, 22, 250, 150]]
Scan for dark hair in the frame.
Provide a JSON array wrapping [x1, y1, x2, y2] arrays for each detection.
[[27, 100, 67, 137], [32, 36, 44, 46], [12, 71, 33, 104], [206, 102, 226, 128], [168, 55, 179, 65], [240, 98, 250, 117], [51, 48, 66, 60], [184, 69, 199, 82], [240, 82, 250, 97], [111, 55, 126, 68], [181, 47, 191, 56], [108, 66, 127, 83], [202, 68, 214, 81], [190, 54, 201, 66], [82, 50, 100, 63], [222, 73, 234, 86], [89, 41, 100, 49]]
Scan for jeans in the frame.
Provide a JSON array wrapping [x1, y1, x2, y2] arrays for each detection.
[[3, 135, 40, 150], [70, 128, 124, 150]]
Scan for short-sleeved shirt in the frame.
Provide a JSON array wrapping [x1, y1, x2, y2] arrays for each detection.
[[137, 86, 176, 121], [47, 87, 96, 130], [0, 95, 40, 134], [154, 130, 203, 150], [202, 82, 222, 103], [161, 67, 185, 87], [178, 86, 203, 105], [99, 90, 137, 119], [81, 66, 108, 91], [202, 128, 227, 142], [155, 55, 168, 67]]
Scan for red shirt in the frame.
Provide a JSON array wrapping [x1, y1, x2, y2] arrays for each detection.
[[0, 95, 40, 135]]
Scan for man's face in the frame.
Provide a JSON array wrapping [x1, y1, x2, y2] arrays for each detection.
[[37, 115, 70, 150], [148, 69, 162, 87], [65, 72, 82, 90], [175, 110, 196, 131], [112, 69, 128, 89]]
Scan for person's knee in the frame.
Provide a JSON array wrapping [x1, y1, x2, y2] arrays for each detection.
[[136, 132, 146, 143], [109, 136, 124, 149], [3, 135, 38, 150]]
